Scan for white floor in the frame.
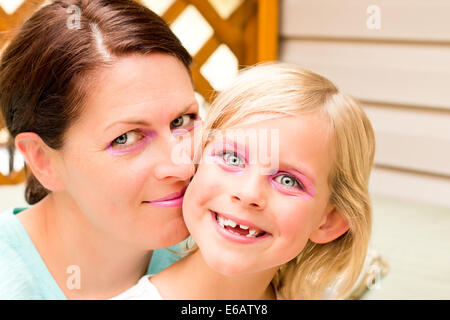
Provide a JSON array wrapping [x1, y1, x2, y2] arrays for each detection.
[[1, 184, 449, 299], [361, 193, 450, 299]]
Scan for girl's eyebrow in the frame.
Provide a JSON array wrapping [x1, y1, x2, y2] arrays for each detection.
[[279, 161, 316, 187], [211, 140, 249, 160]]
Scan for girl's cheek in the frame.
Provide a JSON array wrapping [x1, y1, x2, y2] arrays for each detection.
[[277, 206, 311, 240], [185, 167, 215, 210], [193, 162, 228, 194]]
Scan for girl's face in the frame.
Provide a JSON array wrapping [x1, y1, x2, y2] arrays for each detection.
[[183, 114, 335, 275], [54, 53, 198, 249]]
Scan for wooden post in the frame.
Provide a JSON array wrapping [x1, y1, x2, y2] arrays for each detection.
[[257, 0, 278, 62]]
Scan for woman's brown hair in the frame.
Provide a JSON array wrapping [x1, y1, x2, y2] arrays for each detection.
[[0, 0, 192, 204]]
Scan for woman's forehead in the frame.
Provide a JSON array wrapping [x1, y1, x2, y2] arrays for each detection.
[[71, 54, 196, 130]]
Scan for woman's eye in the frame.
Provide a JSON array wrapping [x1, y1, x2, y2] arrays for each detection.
[[222, 151, 245, 167], [170, 114, 197, 130], [274, 174, 303, 190], [111, 130, 144, 148]]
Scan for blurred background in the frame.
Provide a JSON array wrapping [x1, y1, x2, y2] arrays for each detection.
[[0, 0, 449, 299]]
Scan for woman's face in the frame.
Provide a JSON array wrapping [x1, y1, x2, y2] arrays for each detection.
[[55, 53, 198, 249], [183, 114, 336, 275]]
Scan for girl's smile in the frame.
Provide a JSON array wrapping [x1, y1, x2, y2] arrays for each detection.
[[210, 210, 271, 244]]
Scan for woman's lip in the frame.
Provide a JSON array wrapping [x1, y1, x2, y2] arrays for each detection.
[[146, 196, 184, 208], [143, 187, 187, 207]]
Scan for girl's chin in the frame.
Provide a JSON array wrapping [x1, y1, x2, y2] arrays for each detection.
[[202, 253, 253, 276]]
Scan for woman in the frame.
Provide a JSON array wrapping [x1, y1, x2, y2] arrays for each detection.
[[0, 0, 199, 299]]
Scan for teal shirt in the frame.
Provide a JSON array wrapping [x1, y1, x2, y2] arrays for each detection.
[[0, 207, 182, 299]]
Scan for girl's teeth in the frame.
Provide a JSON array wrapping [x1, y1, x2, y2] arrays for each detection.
[[215, 213, 263, 237], [226, 219, 237, 228], [246, 229, 259, 238]]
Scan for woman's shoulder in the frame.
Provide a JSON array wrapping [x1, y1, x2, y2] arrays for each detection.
[[0, 207, 65, 299], [0, 240, 38, 299], [0, 207, 31, 250], [0, 208, 36, 298]]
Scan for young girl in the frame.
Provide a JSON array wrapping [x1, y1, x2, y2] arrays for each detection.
[[112, 63, 375, 300]]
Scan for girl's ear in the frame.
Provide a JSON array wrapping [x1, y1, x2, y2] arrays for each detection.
[[309, 205, 349, 244], [15, 132, 64, 192]]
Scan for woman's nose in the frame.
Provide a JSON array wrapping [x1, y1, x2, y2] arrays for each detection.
[[153, 135, 195, 182], [153, 159, 195, 182]]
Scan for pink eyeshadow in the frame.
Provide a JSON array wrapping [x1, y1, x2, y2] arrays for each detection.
[[107, 129, 157, 156]]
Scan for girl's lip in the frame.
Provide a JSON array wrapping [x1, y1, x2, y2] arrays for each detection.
[[143, 187, 187, 207]]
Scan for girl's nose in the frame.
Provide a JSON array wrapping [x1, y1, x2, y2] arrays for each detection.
[[231, 193, 266, 210], [231, 171, 267, 210]]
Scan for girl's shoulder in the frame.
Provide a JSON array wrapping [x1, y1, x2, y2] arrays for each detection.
[[110, 276, 163, 300]]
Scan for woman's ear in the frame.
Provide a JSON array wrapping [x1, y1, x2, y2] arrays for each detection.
[[309, 205, 349, 244], [15, 132, 64, 192]]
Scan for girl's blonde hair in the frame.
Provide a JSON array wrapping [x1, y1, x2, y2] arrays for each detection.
[[201, 63, 375, 299]]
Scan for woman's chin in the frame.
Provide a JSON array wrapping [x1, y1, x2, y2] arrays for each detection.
[[151, 216, 190, 248]]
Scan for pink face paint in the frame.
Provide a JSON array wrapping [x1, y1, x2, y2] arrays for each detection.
[[172, 119, 201, 137], [107, 129, 158, 156], [269, 169, 316, 200], [206, 141, 248, 173]]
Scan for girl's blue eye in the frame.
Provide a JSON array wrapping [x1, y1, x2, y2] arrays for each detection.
[[170, 114, 197, 129], [274, 174, 303, 189], [222, 151, 245, 167]]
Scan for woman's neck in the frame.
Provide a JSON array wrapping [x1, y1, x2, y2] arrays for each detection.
[[18, 193, 152, 299], [151, 248, 278, 300]]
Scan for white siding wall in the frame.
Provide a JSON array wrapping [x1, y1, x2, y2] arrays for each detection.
[[279, 0, 450, 208]]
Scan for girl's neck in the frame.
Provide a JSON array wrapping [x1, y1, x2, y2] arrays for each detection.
[[151, 248, 278, 300], [18, 193, 152, 299]]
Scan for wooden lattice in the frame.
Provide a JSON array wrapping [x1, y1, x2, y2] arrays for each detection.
[[0, 0, 278, 185], [156, 0, 278, 101]]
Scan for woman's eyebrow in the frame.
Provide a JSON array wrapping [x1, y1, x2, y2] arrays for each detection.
[[104, 102, 198, 132], [104, 119, 151, 132], [172, 102, 198, 119]]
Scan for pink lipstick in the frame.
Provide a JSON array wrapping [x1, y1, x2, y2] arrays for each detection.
[[143, 187, 187, 207]]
